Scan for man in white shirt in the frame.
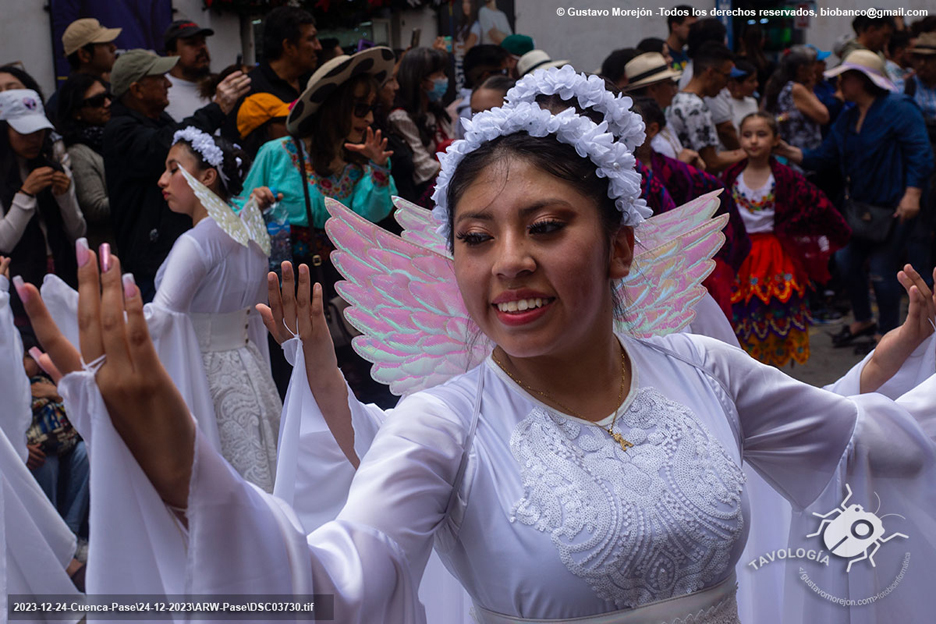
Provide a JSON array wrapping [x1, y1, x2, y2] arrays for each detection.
[[163, 20, 215, 122], [478, 1, 513, 45]]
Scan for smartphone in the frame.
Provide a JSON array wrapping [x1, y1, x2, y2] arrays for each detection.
[[443, 36, 453, 53], [410, 28, 421, 48]]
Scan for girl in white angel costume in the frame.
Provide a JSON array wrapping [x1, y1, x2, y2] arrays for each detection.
[[42, 128, 282, 492], [16, 68, 936, 622]]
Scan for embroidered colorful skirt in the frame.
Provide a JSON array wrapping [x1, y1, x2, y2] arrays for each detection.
[[731, 233, 809, 367]]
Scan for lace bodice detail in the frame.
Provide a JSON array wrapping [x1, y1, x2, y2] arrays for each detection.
[[509, 387, 746, 609]]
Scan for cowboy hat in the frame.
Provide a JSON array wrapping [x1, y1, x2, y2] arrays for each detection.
[[287, 46, 395, 135]]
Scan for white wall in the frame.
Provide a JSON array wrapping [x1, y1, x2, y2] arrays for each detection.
[[0, 0, 59, 100], [515, 0, 712, 73]]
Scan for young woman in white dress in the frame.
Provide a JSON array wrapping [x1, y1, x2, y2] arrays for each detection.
[[17, 69, 936, 622], [41, 128, 283, 493]]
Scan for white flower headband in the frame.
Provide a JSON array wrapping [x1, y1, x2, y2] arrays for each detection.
[[505, 65, 646, 153], [172, 127, 242, 191], [430, 101, 650, 239]]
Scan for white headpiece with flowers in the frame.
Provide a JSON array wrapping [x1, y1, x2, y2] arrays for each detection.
[[173, 126, 243, 192], [302, 65, 729, 397], [430, 67, 651, 240], [505, 65, 646, 151]]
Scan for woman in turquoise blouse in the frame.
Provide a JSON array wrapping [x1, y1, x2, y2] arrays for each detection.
[[240, 47, 399, 406], [241, 47, 398, 277]]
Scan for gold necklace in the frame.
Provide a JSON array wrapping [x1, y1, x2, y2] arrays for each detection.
[[491, 349, 634, 452]]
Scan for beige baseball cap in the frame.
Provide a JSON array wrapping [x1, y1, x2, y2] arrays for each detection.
[[62, 18, 122, 57]]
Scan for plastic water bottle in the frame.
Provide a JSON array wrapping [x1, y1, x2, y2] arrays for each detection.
[[263, 188, 291, 278]]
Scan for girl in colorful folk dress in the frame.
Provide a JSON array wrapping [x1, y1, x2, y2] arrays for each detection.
[[723, 111, 850, 366]]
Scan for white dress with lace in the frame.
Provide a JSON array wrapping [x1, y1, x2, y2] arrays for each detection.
[[154, 216, 281, 492], [61, 326, 936, 621]]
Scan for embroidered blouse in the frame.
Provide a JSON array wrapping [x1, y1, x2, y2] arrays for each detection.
[[239, 136, 396, 229]]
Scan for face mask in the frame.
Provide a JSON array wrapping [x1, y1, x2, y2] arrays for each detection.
[[426, 77, 448, 102]]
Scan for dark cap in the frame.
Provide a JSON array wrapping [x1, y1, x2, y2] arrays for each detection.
[[164, 20, 214, 49]]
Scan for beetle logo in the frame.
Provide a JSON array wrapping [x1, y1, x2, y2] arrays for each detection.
[[807, 484, 908, 573]]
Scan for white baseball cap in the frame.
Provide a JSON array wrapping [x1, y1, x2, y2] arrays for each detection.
[[0, 90, 54, 135]]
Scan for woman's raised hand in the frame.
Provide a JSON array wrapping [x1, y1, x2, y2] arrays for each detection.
[[258, 262, 340, 373], [257, 262, 357, 467], [345, 127, 394, 167], [18, 241, 194, 508], [860, 265, 936, 393]]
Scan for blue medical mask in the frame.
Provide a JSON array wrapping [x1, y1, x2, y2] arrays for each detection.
[[426, 77, 448, 102]]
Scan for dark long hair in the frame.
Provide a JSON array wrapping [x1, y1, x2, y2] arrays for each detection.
[[739, 24, 769, 72], [55, 73, 107, 142], [174, 134, 251, 202], [763, 47, 815, 114], [396, 47, 451, 146], [456, 0, 480, 41], [0, 121, 59, 209], [0, 65, 45, 103]]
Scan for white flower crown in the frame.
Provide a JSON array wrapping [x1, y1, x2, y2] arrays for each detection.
[[505, 65, 646, 152], [431, 78, 650, 240], [172, 126, 242, 191]]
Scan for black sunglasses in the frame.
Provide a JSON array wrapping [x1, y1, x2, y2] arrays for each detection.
[[80, 92, 113, 108], [352, 101, 377, 118]]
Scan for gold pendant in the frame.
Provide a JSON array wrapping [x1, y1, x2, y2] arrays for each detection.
[[611, 432, 634, 452]]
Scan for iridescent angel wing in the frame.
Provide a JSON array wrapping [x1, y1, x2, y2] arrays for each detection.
[[327, 191, 726, 395], [618, 190, 727, 338], [392, 196, 449, 255], [180, 167, 271, 255], [325, 198, 491, 396]]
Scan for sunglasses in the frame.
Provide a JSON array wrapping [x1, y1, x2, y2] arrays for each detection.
[[352, 100, 377, 118], [80, 92, 113, 108]]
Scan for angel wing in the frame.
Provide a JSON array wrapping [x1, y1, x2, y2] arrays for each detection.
[[325, 198, 491, 397], [326, 191, 726, 396], [392, 196, 449, 255], [619, 190, 727, 338], [180, 167, 272, 256]]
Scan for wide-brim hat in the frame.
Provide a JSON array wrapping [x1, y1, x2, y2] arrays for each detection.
[[909, 32, 936, 56], [624, 52, 681, 90], [517, 50, 570, 77], [0, 89, 54, 135], [824, 49, 896, 92], [287, 46, 395, 136]]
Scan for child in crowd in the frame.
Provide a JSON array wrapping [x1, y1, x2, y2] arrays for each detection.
[[724, 112, 850, 366], [727, 59, 759, 133]]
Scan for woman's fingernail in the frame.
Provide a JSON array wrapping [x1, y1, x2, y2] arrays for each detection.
[[122, 273, 136, 298], [99, 243, 111, 273], [12, 276, 27, 302], [28, 347, 43, 362], [76, 237, 90, 267]]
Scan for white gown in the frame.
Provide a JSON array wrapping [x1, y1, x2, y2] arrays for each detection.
[[62, 330, 936, 622], [153, 216, 282, 492], [0, 276, 81, 619], [41, 211, 283, 493]]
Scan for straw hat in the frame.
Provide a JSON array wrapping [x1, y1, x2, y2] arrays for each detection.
[[287, 46, 395, 136], [909, 32, 936, 56], [517, 50, 570, 77], [623, 53, 681, 90], [824, 49, 896, 92]]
